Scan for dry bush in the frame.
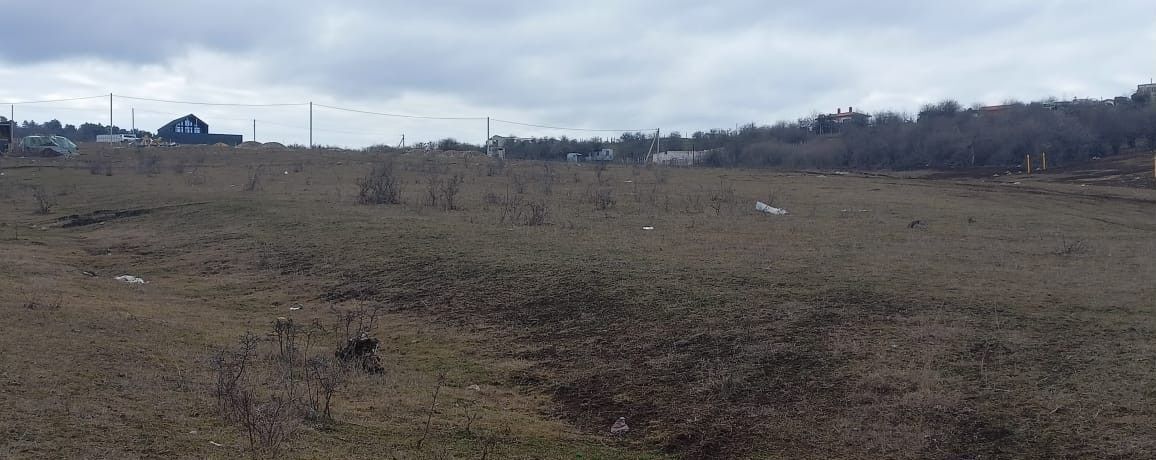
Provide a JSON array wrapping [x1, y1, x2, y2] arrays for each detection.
[[522, 200, 549, 226], [440, 174, 464, 211], [30, 185, 54, 215], [709, 179, 737, 215], [210, 311, 384, 455], [584, 186, 615, 211], [244, 165, 264, 192], [485, 158, 505, 177], [425, 175, 443, 208], [654, 167, 670, 184], [1056, 237, 1089, 256], [510, 172, 527, 194], [540, 162, 554, 195], [482, 190, 502, 205], [134, 151, 161, 175], [88, 157, 114, 176], [184, 165, 208, 186], [357, 160, 403, 205]]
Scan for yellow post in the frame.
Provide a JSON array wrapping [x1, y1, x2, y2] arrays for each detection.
[[1026, 154, 1032, 175], [1041, 152, 1047, 171]]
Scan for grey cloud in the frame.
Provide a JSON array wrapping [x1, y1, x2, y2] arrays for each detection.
[[2, 0, 1154, 145]]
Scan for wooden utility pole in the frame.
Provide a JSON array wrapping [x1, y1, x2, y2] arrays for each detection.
[[1026, 154, 1032, 175]]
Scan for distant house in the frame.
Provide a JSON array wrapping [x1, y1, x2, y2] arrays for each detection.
[[587, 148, 614, 162], [566, 152, 583, 163], [486, 135, 509, 159], [157, 114, 243, 146], [814, 107, 870, 134], [650, 149, 718, 166], [1134, 83, 1156, 105]]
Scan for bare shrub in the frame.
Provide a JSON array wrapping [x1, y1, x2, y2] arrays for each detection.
[[1056, 237, 1089, 256], [416, 373, 447, 449], [510, 172, 527, 194], [172, 158, 188, 175], [244, 165, 264, 192], [88, 157, 113, 176], [357, 161, 403, 205], [482, 190, 502, 205], [210, 313, 371, 456], [330, 304, 386, 374], [594, 188, 616, 211], [185, 165, 207, 186], [30, 185, 54, 215], [22, 289, 63, 311], [485, 158, 505, 176], [709, 179, 736, 215], [522, 200, 549, 226], [595, 163, 608, 185], [305, 356, 347, 421], [440, 174, 464, 210], [654, 167, 670, 184], [540, 163, 554, 195], [425, 175, 443, 208], [134, 152, 161, 175]]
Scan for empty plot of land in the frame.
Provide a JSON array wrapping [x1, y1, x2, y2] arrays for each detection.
[[1, 146, 1154, 459]]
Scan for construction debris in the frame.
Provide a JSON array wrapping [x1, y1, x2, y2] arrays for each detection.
[[611, 417, 630, 435], [114, 275, 146, 284], [755, 201, 788, 215], [336, 333, 384, 374]]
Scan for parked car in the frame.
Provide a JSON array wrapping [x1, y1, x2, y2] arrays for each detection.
[[19, 135, 79, 157]]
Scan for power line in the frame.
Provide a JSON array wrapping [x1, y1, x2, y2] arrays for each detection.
[[313, 103, 484, 121], [2, 95, 108, 105], [115, 94, 308, 107], [490, 118, 656, 133]]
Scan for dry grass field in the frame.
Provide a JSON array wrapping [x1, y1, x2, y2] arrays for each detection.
[[2, 144, 1155, 459]]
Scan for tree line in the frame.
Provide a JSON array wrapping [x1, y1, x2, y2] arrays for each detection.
[[492, 97, 1156, 169], [0, 117, 143, 141], [8, 94, 1156, 170]]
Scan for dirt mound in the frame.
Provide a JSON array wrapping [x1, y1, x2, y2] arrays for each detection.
[[237, 141, 262, 149], [260, 142, 287, 150], [212, 142, 230, 148]]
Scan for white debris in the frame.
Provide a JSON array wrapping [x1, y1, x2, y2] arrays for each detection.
[[755, 201, 788, 215], [209, 441, 224, 447], [114, 275, 146, 284], [642, 226, 655, 231], [289, 305, 302, 311], [611, 417, 629, 435], [468, 384, 482, 392], [284, 171, 289, 175]]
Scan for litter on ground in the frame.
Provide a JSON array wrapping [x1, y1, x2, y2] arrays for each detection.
[[611, 417, 630, 435], [642, 226, 655, 230], [755, 201, 788, 215], [114, 275, 146, 284]]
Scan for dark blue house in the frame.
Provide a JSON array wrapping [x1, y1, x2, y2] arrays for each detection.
[[157, 114, 243, 146]]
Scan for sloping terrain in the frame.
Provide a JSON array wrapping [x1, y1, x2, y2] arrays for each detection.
[[2, 146, 1155, 458]]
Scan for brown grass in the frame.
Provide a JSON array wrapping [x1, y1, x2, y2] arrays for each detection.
[[2, 144, 1155, 458]]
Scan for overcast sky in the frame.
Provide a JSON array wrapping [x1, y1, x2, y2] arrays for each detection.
[[1, 1, 1153, 147]]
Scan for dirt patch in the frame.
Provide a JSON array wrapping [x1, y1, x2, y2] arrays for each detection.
[[56, 202, 208, 228], [58, 208, 152, 228]]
